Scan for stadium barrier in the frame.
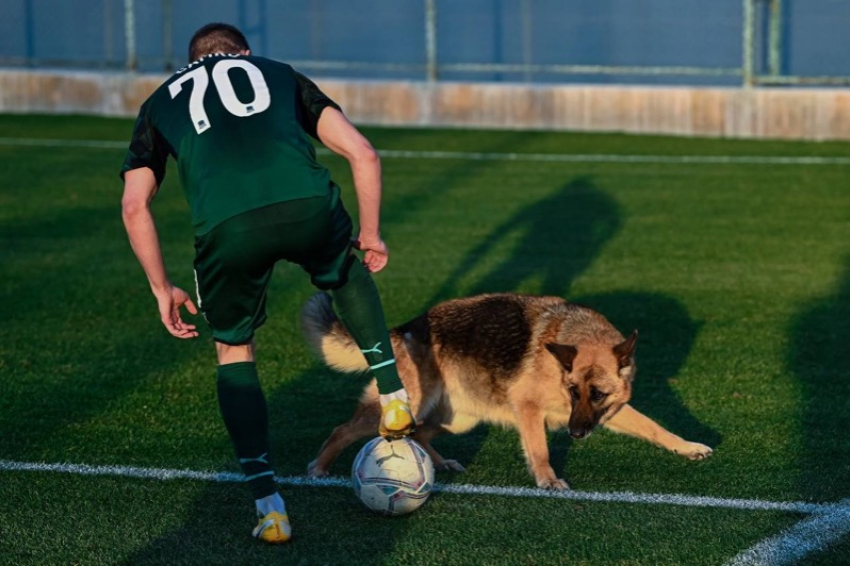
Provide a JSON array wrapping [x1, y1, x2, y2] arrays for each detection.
[[2, 69, 850, 141]]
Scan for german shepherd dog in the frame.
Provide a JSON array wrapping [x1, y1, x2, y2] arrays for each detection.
[[302, 292, 712, 489]]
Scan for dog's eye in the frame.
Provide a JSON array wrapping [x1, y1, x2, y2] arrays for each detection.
[[569, 385, 580, 400], [590, 388, 608, 402]]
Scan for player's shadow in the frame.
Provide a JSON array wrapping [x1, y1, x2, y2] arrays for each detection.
[[126, 372, 410, 565], [790, 253, 850, 502], [426, 176, 620, 303]]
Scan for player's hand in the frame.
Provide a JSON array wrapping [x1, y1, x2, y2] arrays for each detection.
[[353, 236, 389, 273], [154, 285, 199, 339]]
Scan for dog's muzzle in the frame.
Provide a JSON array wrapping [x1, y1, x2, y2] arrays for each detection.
[[570, 428, 591, 439]]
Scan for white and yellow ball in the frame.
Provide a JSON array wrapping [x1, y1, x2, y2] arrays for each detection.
[[352, 436, 435, 516]]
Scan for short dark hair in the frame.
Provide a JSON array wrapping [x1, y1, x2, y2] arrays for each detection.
[[188, 23, 250, 62]]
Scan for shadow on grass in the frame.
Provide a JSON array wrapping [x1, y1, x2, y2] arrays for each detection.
[[0, 204, 202, 462], [126, 163, 712, 561], [424, 177, 718, 484], [124, 472, 434, 565], [126, 365, 410, 565], [427, 176, 621, 303], [790, 254, 850, 502], [567, 291, 721, 457]]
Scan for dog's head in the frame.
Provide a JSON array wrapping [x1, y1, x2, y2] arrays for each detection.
[[545, 330, 638, 439]]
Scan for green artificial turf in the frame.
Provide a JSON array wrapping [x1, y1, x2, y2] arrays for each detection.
[[0, 114, 848, 564]]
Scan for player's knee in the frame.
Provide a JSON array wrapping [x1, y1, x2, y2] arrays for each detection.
[[311, 253, 360, 291], [216, 341, 255, 364]]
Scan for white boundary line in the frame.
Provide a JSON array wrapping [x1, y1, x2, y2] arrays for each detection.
[[2, 137, 850, 166], [351, 149, 850, 166], [9, 457, 846, 561], [4, 133, 849, 560], [726, 499, 850, 566], [0, 458, 826, 514], [8, 458, 849, 562]]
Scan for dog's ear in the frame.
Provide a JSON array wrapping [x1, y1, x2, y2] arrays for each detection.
[[613, 330, 638, 368], [546, 343, 578, 372]]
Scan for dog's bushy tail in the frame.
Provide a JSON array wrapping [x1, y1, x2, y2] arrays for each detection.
[[300, 292, 370, 373]]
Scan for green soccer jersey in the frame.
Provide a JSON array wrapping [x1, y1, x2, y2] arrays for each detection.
[[121, 53, 341, 235]]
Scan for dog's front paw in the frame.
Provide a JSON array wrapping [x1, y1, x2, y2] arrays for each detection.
[[675, 441, 713, 460], [536, 477, 570, 491], [306, 459, 329, 478], [435, 459, 466, 473]]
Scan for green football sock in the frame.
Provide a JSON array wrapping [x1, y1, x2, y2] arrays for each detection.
[[331, 259, 404, 394], [216, 361, 276, 499]]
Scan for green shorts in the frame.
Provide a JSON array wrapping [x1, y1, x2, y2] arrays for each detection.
[[193, 187, 354, 345]]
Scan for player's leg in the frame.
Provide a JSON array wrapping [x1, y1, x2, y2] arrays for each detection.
[[298, 187, 413, 438], [329, 259, 414, 438], [194, 213, 290, 543], [215, 343, 290, 543]]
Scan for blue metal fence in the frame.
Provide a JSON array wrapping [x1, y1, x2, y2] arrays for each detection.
[[0, 0, 848, 86]]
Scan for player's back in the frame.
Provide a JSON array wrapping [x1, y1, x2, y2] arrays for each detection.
[[145, 53, 336, 235]]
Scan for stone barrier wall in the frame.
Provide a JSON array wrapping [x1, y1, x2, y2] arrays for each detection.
[[2, 69, 850, 140]]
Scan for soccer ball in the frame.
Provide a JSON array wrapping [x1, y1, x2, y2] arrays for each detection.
[[352, 436, 435, 516]]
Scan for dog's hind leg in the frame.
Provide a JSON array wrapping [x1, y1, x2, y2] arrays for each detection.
[[413, 423, 466, 473], [307, 401, 381, 477], [603, 404, 713, 460]]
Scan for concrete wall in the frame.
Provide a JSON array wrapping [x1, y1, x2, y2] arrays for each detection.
[[2, 69, 850, 141]]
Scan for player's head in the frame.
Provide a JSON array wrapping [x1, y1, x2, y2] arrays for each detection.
[[189, 23, 251, 61]]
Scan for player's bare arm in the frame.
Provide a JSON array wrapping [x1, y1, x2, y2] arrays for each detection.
[[316, 107, 388, 273], [122, 167, 199, 339]]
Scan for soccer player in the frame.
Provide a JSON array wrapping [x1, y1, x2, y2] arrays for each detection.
[[119, 22, 414, 544]]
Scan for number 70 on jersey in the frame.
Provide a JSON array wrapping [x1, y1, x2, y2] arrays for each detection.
[[169, 59, 271, 134]]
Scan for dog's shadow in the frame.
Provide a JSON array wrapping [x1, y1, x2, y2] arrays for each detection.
[[420, 290, 721, 487], [420, 177, 720, 485], [548, 292, 722, 481], [790, 253, 850, 502]]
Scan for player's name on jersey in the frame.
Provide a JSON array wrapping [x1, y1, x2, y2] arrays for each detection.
[[176, 52, 244, 75]]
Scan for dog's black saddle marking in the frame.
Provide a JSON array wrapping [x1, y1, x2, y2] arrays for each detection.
[[431, 295, 532, 378]]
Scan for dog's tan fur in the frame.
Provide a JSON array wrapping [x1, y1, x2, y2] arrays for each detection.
[[302, 292, 712, 490]]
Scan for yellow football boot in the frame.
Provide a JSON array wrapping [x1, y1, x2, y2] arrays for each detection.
[[379, 399, 415, 439], [252, 511, 292, 544]]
